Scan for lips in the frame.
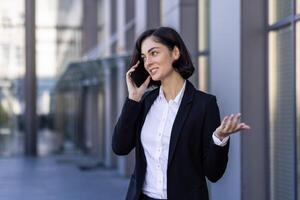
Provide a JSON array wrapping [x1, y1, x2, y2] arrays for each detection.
[[149, 68, 158, 76]]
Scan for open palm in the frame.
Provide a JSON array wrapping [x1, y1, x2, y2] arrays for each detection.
[[215, 113, 250, 140]]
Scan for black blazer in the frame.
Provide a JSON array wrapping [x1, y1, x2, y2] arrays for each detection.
[[112, 80, 229, 200]]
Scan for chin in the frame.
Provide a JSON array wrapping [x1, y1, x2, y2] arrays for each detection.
[[151, 76, 160, 81]]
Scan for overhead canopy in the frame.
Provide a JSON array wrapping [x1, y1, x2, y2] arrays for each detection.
[[55, 55, 130, 91]]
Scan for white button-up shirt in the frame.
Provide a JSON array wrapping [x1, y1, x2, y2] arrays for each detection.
[[141, 81, 228, 199]]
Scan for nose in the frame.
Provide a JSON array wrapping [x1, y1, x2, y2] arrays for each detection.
[[144, 56, 153, 68]]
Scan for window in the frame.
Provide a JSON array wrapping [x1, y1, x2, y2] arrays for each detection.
[[268, 0, 293, 25], [269, 26, 295, 200], [268, 0, 299, 199]]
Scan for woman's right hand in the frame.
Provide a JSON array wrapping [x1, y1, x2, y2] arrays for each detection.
[[126, 61, 151, 102]]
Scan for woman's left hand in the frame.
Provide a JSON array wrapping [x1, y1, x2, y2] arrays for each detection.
[[214, 113, 250, 141]]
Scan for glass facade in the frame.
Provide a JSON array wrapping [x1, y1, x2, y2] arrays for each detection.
[[269, 26, 296, 200], [269, 0, 299, 199], [0, 0, 87, 156], [56, 0, 83, 74], [268, 0, 293, 25], [0, 0, 25, 156]]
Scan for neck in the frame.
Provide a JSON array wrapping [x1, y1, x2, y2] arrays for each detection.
[[161, 72, 185, 102]]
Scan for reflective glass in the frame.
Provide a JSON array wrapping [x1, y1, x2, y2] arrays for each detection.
[[0, 0, 25, 156], [269, 0, 293, 25], [269, 26, 295, 200]]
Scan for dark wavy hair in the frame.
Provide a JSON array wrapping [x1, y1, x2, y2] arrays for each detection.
[[129, 26, 195, 87]]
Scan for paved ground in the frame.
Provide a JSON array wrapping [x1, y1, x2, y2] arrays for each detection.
[[0, 154, 129, 200]]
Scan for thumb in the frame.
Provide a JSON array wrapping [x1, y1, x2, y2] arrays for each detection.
[[141, 76, 151, 88]]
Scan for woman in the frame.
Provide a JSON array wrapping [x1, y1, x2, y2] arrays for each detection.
[[112, 27, 250, 200]]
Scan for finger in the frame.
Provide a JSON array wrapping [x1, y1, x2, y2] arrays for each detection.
[[221, 116, 229, 129], [130, 60, 140, 70], [231, 113, 241, 131], [126, 61, 140, 76], [126, 68, 136, 78], [225, 114, 234, 132], [240, 123, 251, 129], [236, 123, 251, 131], [127, 66, 137, 74]]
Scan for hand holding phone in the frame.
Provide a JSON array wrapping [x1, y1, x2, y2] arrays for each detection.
[[126, 61, 150, 102], [130, 59, 150, 87]]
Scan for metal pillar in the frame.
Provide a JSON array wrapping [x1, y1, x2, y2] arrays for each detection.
[[25, 0, 37, 156]]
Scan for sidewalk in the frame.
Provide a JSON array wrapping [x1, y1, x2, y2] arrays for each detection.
[[0, 154, 129, 200]]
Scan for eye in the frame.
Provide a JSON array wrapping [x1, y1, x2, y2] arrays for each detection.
[[151, 51, 158, 56]]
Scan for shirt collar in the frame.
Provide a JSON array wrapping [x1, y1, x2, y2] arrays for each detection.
[[158, 80, 186, 105]]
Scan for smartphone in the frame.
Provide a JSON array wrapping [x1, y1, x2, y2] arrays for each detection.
[[130, 59, 150, 87]]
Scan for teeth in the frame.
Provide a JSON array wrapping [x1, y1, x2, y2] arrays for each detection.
[[150, 68, 157, 74]]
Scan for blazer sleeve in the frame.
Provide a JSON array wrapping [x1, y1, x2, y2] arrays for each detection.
[[202, 96, 230, 182], [112, 97, 143, 155]]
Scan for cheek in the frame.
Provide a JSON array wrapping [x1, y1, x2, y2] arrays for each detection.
[[162, 57, 174, 69], [159, 54, 173, 65]]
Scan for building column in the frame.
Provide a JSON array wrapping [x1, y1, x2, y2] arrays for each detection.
[[210, 0, 241, 199], [82, 0, 98, 55], [241, 0, 268, 199], [103, 61, 115, 167], [25, 0, 37, 156]]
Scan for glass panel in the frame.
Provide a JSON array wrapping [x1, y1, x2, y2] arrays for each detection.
[[198, 56, 209, 92], [268, 0, 293, 25], [269, 26, 295, 200], [35, 0, 83, 155], [0, 0, 25, 156], [56, 0, 83, 74]]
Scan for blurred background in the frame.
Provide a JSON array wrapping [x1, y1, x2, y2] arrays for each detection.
[[0, 0, 299, 199]]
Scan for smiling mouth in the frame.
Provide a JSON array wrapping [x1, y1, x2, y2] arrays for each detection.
[[149, 68, 158, 75]]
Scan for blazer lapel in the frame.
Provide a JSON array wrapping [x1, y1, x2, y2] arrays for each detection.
[[168, 80, 194, 167]]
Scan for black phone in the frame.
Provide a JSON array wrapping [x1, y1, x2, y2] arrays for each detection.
[[130, 60, 150, 87]]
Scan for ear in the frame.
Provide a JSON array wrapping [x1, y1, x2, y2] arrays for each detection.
[[172, 46, 180, 60]]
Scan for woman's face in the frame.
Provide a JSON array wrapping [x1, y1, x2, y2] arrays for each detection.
[[141, 36, 179, 82]]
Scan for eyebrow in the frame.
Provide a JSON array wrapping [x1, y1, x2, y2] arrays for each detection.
[[141, 47, 159, 56]]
